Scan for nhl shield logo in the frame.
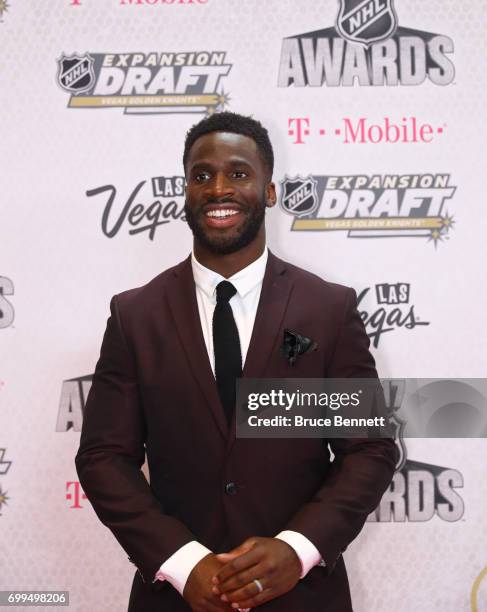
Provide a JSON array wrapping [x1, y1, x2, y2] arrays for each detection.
[[280, 176, 318, 218], [336, 0, 398, 47], [57, 53, 95, 94]]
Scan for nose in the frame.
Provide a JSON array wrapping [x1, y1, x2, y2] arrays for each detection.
[[207, 171, 234, 200]]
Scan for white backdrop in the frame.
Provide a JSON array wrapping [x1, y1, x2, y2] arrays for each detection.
[[1, 1, 487, 611]]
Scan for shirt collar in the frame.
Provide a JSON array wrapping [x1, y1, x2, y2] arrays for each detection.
[[191, 248, 268, 300]]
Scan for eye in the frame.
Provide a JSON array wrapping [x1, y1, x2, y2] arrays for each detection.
[[194, 171, 210, 183], [232, 170, 248, 179]]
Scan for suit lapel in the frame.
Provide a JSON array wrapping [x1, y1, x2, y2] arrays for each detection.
[[243, 252, 293, 377], [227, 252, 294, 450], [166, 256, 228, 440]]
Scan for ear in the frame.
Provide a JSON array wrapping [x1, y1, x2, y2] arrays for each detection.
[[266, 182, 277, 208]]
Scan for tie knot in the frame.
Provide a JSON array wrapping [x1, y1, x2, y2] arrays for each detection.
[[216, 280, 237, 303]]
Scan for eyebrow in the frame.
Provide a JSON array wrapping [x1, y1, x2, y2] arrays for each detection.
[[188, 158, 255, 172]]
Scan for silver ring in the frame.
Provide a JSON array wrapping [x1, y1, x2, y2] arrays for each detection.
[[254, 578, 264, 593]]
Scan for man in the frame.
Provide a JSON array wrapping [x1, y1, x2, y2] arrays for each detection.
[[76, 112, 397, 611]]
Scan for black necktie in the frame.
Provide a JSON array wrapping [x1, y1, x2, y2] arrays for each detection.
[[213, 281, 242, 425]]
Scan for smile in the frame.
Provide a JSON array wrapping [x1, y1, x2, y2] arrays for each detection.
[[205, 209, 240, 218]]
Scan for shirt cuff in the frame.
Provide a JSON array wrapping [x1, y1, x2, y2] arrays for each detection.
[[275, 530, 323, 578], [155, 541, 212, 595]]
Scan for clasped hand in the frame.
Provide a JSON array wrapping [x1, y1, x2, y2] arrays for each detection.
[[183, 537, 301, 611]]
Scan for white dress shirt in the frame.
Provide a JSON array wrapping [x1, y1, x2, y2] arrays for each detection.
[[155, 248, 322, 601]]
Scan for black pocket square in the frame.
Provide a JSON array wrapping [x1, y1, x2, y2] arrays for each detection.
[[282, 329, 317, 366]]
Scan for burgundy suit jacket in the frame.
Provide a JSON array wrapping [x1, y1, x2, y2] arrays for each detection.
[[75, 252, 397, 611]]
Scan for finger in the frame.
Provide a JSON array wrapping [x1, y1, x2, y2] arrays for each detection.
[[214, 562, 266, 595], [202, 596, 233, 612], [219, 576, 268, 604], [214, 547, 264, 585], [195, 599, 228, 612], [227, 586, 272, 610]]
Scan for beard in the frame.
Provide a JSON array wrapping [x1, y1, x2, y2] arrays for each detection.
[[184, 196, 267, 255]]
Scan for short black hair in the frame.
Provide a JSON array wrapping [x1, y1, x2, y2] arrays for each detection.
[[183, 111, 274, 176]]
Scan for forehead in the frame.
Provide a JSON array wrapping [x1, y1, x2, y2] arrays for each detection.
[[186, 131, 263, 169]]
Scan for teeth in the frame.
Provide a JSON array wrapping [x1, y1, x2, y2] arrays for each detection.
[[206, 209, 239, 218]]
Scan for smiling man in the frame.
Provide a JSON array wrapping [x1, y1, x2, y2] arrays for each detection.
[[183, 116, 275, 276], [76, 112, 397, 611]]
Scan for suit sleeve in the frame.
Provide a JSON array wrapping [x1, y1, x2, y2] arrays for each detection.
[[75, 296, 195, 584], [284, 288, 398, 571]]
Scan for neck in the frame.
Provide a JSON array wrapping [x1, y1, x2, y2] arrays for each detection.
[[194, 233, 266, 278]]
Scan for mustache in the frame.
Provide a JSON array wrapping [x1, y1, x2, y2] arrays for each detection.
[[184, 197, 248, 213], [204, 197, 244, 207]]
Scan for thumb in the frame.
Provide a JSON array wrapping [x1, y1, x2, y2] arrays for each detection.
[[216, 539, 256, 561]]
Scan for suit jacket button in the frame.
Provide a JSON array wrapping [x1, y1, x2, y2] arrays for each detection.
[[225, 482, 237, 495]]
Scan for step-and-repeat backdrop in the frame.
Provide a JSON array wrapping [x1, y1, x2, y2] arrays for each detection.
[[2, 1, 487, 610]]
